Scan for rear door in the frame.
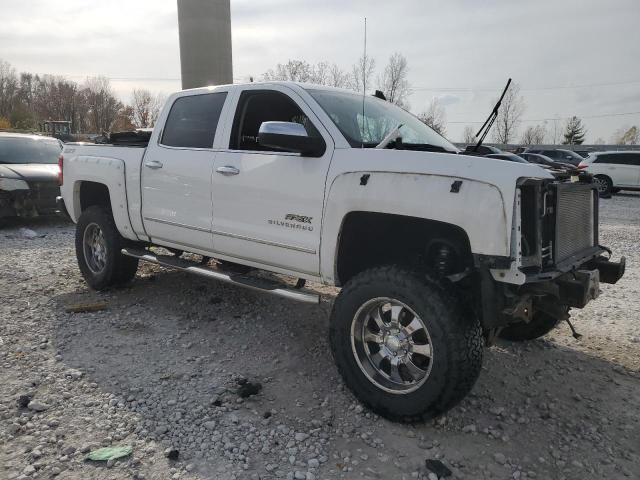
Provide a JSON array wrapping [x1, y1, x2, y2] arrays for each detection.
[[597, 153, 638, 186], [629, 153, 640, 186], [141, 90, 230, 252]]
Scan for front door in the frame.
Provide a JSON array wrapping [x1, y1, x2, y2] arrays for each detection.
[[141, 91, 228, 252], [211, 86, 333, 276]]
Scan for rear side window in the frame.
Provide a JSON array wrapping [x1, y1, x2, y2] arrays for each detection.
[[161, 92, 227, 148], [595, 153, 639, 165]]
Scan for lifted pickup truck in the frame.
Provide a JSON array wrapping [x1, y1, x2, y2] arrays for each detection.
[[59, 82, 625, 421]]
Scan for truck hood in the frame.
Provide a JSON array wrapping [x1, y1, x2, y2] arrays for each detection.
[[0, 163, 59, 183], [335, 149, 554, 187]]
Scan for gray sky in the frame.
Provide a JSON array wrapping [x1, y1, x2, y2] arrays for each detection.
[[2, 0, 639, 143]]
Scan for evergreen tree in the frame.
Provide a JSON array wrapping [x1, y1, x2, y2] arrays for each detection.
[[562, 116, 586, 145]]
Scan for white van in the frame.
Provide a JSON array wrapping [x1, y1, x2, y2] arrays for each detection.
[[579, 151, 640, 195]]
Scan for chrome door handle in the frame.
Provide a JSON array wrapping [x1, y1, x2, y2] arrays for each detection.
[[144, 160, 163, 169], [216, 166, 240, 176]]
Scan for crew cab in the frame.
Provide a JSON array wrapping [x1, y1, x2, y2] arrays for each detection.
[[58, 82, 625, 421]]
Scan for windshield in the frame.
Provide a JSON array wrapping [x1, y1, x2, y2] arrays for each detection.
[[0, 137, 62, 164], [306, 89, 458, 152]]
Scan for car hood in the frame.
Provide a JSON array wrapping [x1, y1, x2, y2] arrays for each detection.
[[0, 163, 59, 182]]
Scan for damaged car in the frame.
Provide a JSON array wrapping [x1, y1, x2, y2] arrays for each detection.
[[0, 132, 63, 222]]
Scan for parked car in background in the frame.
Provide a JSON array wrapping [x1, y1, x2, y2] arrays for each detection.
[[579, 151, 640, 196], [520, 152, 578, 172], [573, 150, 594, 158], [525, 148, 585, 165], [463, 144, 502, 155], [0, 133, 62, 221], [485, 152, 529, 163]]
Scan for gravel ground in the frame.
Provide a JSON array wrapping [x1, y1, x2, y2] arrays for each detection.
[[1, 194, 639, 480]]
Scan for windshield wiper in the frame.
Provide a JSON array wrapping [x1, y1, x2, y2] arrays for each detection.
[[473, 78, 512, 152], [375, 124, 403, 149]]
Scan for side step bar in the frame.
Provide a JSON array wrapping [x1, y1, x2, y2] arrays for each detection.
[[121, 248, 320, 304]]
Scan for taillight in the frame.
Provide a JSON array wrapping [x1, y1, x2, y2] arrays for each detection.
[[57, 155, 64, 186], [577, 163, 588, 170]]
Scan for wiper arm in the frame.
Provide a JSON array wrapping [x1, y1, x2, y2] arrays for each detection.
[[473, 78, 512, 152], [376, 124, 403, 149]]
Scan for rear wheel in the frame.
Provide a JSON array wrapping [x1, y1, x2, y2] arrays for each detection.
[[594, 175, 613, 197], [330, 266, 483, 421], [75, 206, 139, 290], [499, 310, 565, 341]]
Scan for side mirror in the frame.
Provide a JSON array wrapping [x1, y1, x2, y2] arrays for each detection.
[[258, 121, 326, 157]]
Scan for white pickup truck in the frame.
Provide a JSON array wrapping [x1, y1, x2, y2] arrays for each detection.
[[58, 81, 625, 421]]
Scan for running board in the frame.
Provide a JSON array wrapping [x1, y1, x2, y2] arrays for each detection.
[[121, 248, 320, 304]]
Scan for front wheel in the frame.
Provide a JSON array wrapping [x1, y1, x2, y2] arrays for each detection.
[[329, 266, 483, 421], [75, 206, 139, 290]]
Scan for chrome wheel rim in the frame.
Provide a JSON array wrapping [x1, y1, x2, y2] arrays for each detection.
[[594, 177, 607, 193], [351, 298, 433, 394], [83, 223, 107, 274]]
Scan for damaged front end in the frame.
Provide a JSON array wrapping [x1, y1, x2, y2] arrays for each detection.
[[477, 176, 625, 340], [0, 177, 59, 218]]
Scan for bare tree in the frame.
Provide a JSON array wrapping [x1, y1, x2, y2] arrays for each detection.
[[418, 99, 446, 136], [613, 125, 639, 145], [84, 76, 122, 132], [111, 105, 136, 132], [520, 124, 546, 145], [462, 125, 476, 143], [493, 83, 525, 144], [348, 55, 376, 93], [263, 60, 314, 83], [377, 53, 411, 107], [327, 63, 348, 88], [0, 59, 18, 119], [131, 88, 164, 128], [262, 60, 349, 88], [547, 118, 562, 145]]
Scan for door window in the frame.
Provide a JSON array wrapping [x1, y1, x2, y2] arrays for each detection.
[[229, 90, 320, 151], [161, 92, 227, 148]]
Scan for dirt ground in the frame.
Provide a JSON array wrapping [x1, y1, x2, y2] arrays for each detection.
[[1, 194, 638, 480]]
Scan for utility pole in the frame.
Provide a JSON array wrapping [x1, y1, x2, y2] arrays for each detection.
[[177, 0, 233, 89]]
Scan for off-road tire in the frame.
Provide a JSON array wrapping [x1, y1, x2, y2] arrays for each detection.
[[75, 206, 139, 290], [499, 310, 563, 341], [329, 265, 483, 422], [594, 175, 613, 197]]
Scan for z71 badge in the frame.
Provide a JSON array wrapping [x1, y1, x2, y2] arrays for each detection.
[[269, 214, 314, 231]]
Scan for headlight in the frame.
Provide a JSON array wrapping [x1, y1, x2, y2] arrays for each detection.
[[0, 177, 29, 191]]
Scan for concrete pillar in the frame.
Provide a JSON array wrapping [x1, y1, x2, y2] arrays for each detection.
[[177, 0, 233, 89]]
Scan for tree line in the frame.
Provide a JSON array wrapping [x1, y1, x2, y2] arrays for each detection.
[[2, 55, 636, 145], [0, 59, 164, 133]]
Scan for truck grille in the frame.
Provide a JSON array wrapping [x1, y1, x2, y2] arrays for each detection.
[[553, 185, 597, 263]]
